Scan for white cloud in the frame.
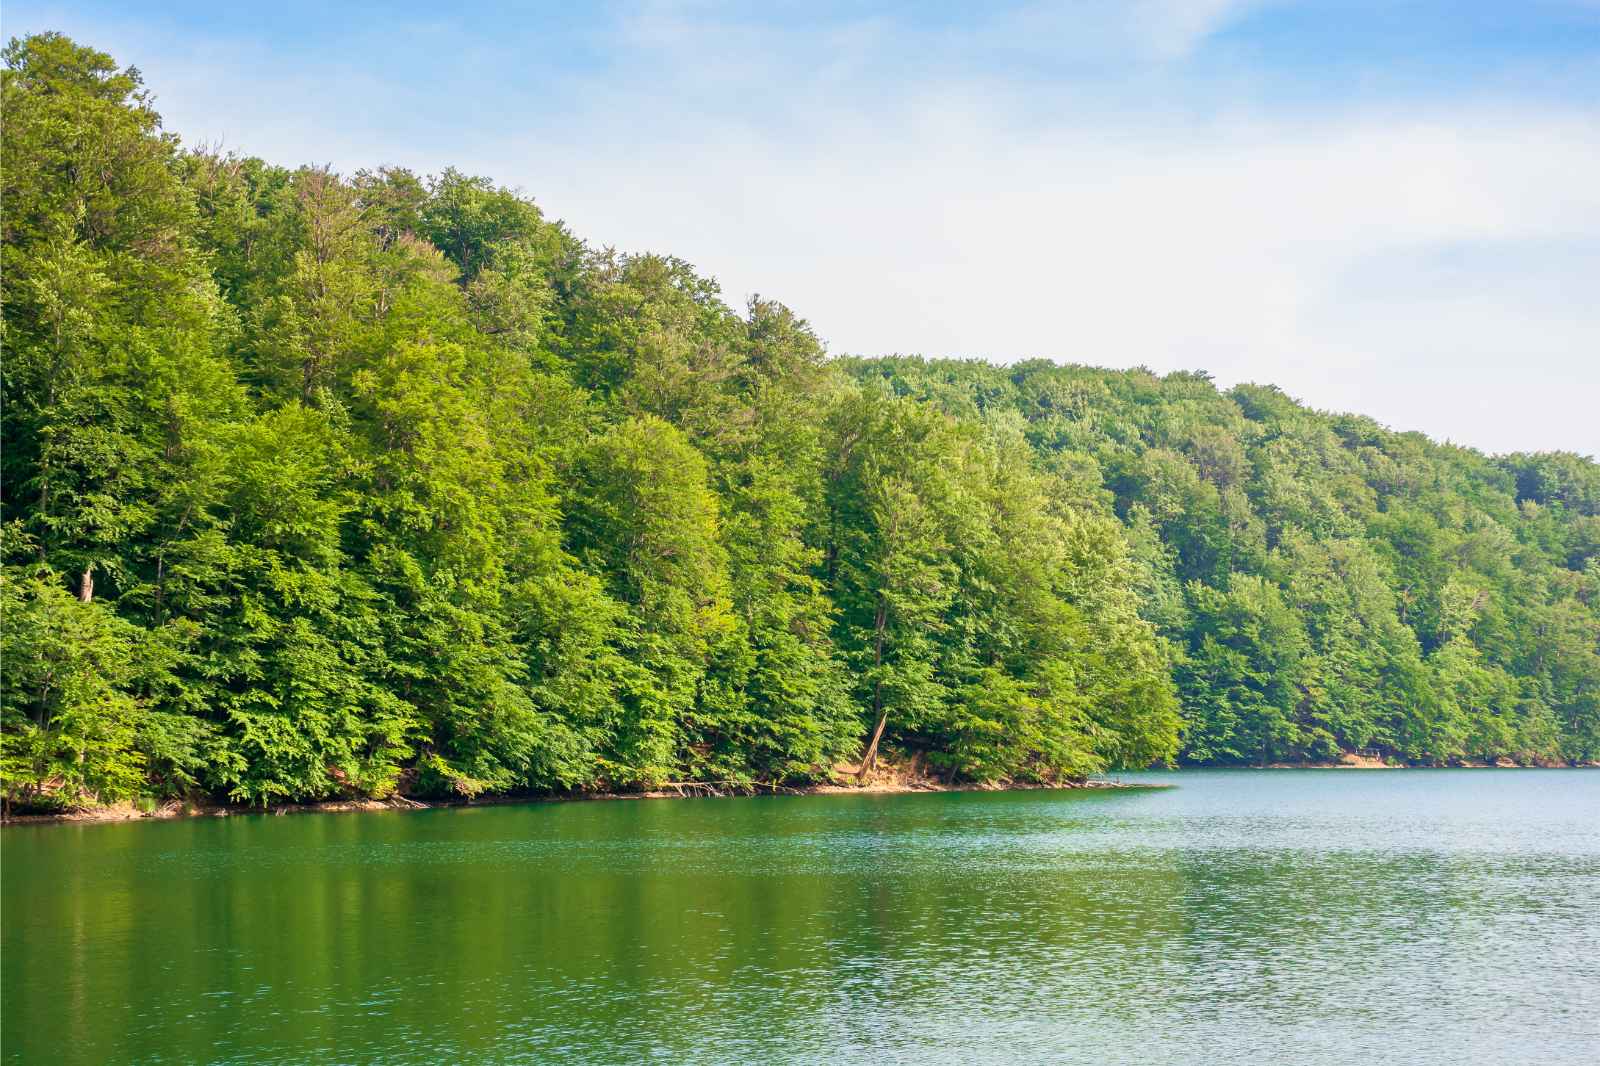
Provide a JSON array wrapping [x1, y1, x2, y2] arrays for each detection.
[[498, 103, 1599, 454], [7, 1, 1597, 455], [1129, 0, 1267, 59]]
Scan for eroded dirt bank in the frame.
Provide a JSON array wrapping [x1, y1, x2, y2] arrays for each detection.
[[1, 765, 1150, 826]]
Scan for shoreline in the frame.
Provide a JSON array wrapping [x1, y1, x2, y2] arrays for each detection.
[[1260, 754, 1591, 770], [0, 774, 1153, 827], [7, 759, 1593, 827]]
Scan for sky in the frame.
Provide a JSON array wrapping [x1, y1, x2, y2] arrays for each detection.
[[7, 1, 1599, 455]]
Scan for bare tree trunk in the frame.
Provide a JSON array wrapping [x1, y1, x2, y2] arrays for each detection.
[[77, 565, 94, 603], [856, 707, 889, 784], [856, 593, 890, 783]]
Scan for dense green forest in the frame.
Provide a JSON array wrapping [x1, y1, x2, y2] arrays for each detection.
[[4, 35, 1598, 809]]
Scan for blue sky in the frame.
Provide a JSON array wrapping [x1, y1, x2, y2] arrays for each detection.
[[7, 1, 1599, 454]]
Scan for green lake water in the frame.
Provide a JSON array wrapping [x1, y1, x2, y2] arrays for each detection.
[[4, 769, 1598, 1064]]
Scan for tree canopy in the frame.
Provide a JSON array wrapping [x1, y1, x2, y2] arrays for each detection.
[[4, 34, 1596, 810]]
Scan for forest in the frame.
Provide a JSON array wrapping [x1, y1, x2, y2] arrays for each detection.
[[4, 34, 1598, 810]]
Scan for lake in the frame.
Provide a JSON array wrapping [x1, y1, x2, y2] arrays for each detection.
[[4, 770, 1598, 1064]]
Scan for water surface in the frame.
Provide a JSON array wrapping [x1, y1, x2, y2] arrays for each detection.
[[5, 769, 1598, 1064]]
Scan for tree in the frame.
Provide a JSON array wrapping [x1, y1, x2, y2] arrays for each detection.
[[566, 416, 737, 783], [5, 32, 1597, 812]]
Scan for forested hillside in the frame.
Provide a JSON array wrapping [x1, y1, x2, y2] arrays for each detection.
[[4, 35, 1597, 810]]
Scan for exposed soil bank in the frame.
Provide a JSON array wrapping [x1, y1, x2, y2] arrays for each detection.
[[1260, 753, 1591, 769], [13, 758, 1592, 826], [1, 769, 1153, 826]]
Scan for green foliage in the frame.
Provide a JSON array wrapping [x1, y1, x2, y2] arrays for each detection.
[[3, 33, 1596, 811], [855, 357, 1600, 767], [1, 563, 213, 806], [566, 416, 737, 783]]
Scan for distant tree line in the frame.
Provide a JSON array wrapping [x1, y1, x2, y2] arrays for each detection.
[[3, 35, 1596, 809]]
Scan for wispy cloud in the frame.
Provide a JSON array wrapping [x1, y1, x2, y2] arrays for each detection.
[[6, 0, 1597, 453], [1135, 0, 1266, 58], [509, 99, 1599, 449]]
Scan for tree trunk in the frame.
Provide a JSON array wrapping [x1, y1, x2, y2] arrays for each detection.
[[77, 565, 94, 603], [856, 593, 890, 783], [856, 707, 889, 784]]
